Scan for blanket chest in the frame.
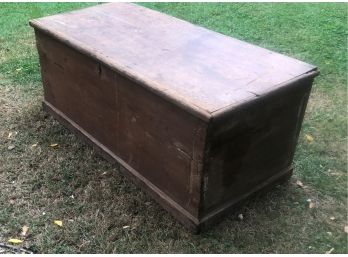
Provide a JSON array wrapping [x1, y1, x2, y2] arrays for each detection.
[[30, 3, 319, 232]]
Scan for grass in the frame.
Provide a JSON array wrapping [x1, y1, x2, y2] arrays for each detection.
[[0, 2, 347, 254]]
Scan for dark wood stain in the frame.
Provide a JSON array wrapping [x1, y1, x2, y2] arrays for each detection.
[[30, 3, 319, 232]]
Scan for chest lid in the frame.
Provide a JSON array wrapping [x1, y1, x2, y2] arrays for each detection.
[[30, 3, 318, 120]]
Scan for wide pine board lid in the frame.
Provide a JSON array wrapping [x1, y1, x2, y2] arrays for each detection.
[[30, 3, 318, 120]]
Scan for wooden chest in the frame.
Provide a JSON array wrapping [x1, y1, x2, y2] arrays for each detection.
[[30, 3, 319, 232]]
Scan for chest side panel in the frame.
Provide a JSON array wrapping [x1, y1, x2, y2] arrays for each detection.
[[202, 76, 313, 216], [35, 31, 206, 217]]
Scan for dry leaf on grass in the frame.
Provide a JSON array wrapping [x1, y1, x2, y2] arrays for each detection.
[[325, 248, 334, 254], [344, 226, 348, 233], [50, 143, 59, 148], [21, 225, 29, 237], [329, 172, 341, 177], [8, 238, 23, 244], [7, 145, 15, 150], [309, 202, 316, 209], [305, 134, 314, 143], [53, 220, 63, 227], [296, 180, 304, 188], [7, 131, 18, 139]]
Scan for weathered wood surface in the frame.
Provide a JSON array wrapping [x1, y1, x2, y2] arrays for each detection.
[[30, 3, 317, 120], [30, 3, 319, 232]]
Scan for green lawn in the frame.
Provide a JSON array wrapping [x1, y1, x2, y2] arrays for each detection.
[[0, 3, 347, 254]]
